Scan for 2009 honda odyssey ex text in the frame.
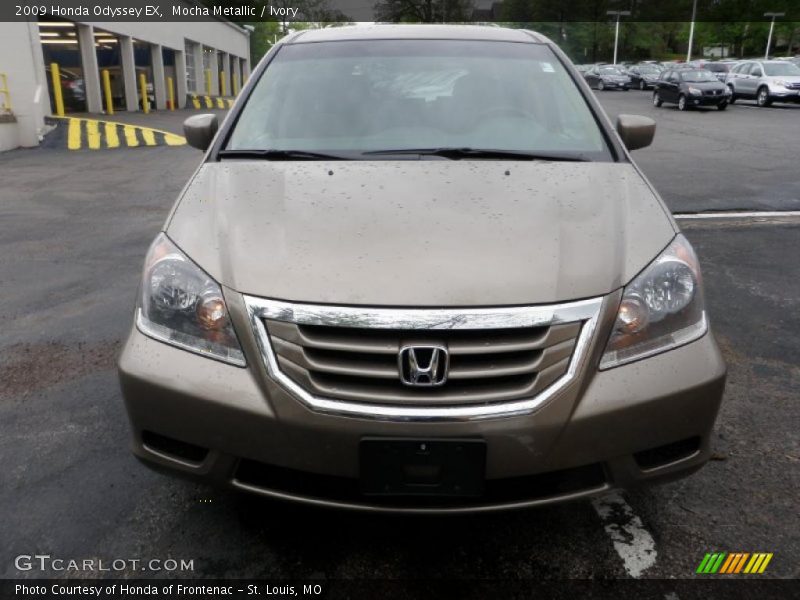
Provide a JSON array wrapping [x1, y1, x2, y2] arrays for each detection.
[[119, 25, 726, 512]]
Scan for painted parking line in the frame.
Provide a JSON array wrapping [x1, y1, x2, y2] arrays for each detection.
[[190, 94, 235, 110], [675, 210, 800, 220], [592, 492, 657, 578], [48, 117, 185, 150]]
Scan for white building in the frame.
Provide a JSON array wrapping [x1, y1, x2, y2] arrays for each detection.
[[0, 12, 250, 151]]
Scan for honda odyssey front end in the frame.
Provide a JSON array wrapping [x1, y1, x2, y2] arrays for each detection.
[[118, 25, 726, 512]]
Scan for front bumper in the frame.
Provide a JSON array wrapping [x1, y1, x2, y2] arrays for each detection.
[[119, 297, 726, 513], [768, 88, 800, 102], [601, 81, 629, 89], [689, 94, 729, 106]]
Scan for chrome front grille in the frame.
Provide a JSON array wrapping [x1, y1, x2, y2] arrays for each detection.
[[244, 296, 604, 421], [265, 320, 582, 406]]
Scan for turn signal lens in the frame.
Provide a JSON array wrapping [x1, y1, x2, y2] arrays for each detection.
[[196, 294, 228, 330]]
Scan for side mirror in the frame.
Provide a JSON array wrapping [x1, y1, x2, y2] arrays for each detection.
[[616, 114, 656, 151], [183, 114, 218, 151]]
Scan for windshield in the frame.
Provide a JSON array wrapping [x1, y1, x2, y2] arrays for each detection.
[[680, 70, 719, 82], [599, 66, 625, 75], [227, 40, 609, 160], [637, 65, 660, 73], [764, 62, 800, 76]]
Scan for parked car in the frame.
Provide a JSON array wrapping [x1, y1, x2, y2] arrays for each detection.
[[704, 61, 738, 82], [584, 64, 631, 90], [119, 25, 726, 512], [45, 66, 85, 112], [725, 60, 800, 106], [627, 64, 662, 90], [654, 68, 731, 110]]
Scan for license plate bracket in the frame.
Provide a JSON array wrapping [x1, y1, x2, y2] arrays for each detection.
[[360, 438, 486, 497]]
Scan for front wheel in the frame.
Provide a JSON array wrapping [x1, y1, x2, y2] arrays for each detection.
[[717, 102, 728, 111], [597, 81, 605, 91], [653, 92, 663, 107], [757, 86, 772, 107], [678, 94, 688, 111], [639, 80, 646, 90]]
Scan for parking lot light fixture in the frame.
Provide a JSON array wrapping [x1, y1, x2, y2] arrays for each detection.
[[607, 10, 631, 65], [764, 12, 785, 59]]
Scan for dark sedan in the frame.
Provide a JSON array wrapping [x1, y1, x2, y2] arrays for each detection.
[[584, 65, 631, 91], [627, 64, 663, 90], [653, 68, 731, 110]]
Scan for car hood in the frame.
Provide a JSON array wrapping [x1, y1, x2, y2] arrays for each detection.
[[166, 161, 675, 306]]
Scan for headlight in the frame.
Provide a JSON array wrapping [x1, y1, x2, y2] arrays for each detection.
[[688, 87, 702, 95], [772, 79, 788, 87], [724, 87, 732, 95], [136, 233, 246, 366], [600, 234, 707, 369]]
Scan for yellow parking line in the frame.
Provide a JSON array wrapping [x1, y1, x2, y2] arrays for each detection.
[[141, 129, 156, 146], [758, 554, 773, 574], [163, 133, 185, 146], [123, 125, 138, 147], [52, 116, 186, 150], [67, 118, 81, 150], [104, 122, 120, 148], [86, 119, 101, 150]]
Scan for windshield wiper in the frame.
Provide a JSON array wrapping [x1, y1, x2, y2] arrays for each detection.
[[362, 147, 590, 161], [218, 149, 348, 161]]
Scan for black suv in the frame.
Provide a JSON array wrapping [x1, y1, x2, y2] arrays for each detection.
[[654, 68, 731, 111]]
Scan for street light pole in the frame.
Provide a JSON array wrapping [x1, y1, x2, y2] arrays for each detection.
[[687, 0, 698, 61], [607, 10, 631, 65], [764, 12, 785, 59]]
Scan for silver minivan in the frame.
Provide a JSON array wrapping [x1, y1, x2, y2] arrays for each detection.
[[726, 60, 800, 106]]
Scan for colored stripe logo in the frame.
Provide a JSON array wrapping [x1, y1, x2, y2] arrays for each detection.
[[697, 552, 773, 574]]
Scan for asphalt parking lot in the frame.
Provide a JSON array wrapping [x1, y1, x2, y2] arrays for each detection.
[[1, 92, 798, 589]]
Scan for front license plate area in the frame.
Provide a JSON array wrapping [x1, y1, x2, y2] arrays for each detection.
[[360, 438, 486, 497]]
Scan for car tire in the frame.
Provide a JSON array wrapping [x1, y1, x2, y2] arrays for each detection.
[[623, 86, 630, 91], [757, 86, 772, 107], [639, 80, 646, 90], [653, 92, 663, 107], [717, 102, 728, 111], [597, 81, 605, 91], [678, 94, 688, 111], [727, 85, 737, 103]]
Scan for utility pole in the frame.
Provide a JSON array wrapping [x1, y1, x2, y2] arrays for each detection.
[[764, 12, 785, 59], [687, 0, 698, 62], [607, 10, 631, 65]]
